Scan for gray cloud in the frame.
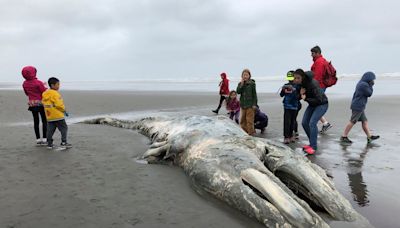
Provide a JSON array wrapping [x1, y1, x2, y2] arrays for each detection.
[[1, 0, 399, 82]]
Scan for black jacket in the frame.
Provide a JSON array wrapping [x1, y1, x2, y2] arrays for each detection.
[[302, 71, 328, 107]]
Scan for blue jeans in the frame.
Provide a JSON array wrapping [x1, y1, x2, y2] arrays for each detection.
[[302, 103, 328, 150]]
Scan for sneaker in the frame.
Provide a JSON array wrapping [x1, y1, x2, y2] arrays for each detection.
[[340, 136, 353, 144], [290, 137, 296, 143], [303, 146, 315, 155], [60, 142, 72, 149], [212, 109, 219, 114], [367, 135, 380, 143], [283, 138, 290, 144], [260, 127, 265, 134], [302, 145, 311, 149], [47, 144, 54, 150], [320, 122, 332, 133], [295, 132, 299, 140], [36, 139, 42, 146]]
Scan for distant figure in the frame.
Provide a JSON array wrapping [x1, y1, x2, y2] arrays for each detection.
[[254, 106, 268, 134], [237, 69, 258, 135], [311, 45, 332, 133], [21, 66, 48, 146], [340, 72, 379, 144], [42, 77, 72, 149], [280, 71, 300, 144], [293, 69, 328, 155], [212, 72, 229, 114], [226, 90, 240, 124]]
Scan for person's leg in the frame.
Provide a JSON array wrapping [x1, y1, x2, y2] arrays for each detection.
[[46, 121, 57, 147], [234, 111, 240, 124], [213, 96, 225, 113], [294, 108, 299, 134], [289, 109, 297, 141], [229, 112, 234, 120], [246, 108, 255, 135], [240, 108, 248, 133], [57, 119, 68, 143], [39, 106, 47, 140], [31, 110, 40, 139], [283, 109, 290, 139], [302, 106, 313, 139], [343, 122, 355, 137], [308, 104, 328, 150]]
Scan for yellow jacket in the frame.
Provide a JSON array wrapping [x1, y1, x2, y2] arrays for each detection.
[[42, 89, 66, 121]]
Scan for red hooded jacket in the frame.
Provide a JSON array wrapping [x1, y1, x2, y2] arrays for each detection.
[[219, 73, 229, 95], [22, 66, 47, 106], [311, 55, 327, 89]]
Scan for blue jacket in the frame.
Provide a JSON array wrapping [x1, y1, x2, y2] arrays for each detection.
[[351, 72, 375, 112], [280, 82, 300, 110], [254, 108, 268, 129]]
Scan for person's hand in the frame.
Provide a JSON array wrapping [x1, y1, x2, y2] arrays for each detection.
[[252, 105, 257, 109], [64, 111, 69, 117], [284, 88, 292, 94], [301, 94, 306, 100]]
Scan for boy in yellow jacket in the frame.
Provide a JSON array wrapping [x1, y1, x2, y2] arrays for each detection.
[[42, 77, 72, 149]]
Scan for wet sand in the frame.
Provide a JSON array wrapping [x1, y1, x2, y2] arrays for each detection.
[[0, 90, 399, 228]]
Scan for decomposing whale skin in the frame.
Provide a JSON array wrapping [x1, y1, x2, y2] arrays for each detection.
[[83, 115, 372, 228]]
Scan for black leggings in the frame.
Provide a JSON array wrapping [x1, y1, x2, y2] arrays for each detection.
[[216, 95, 226, 110], [30, 106, 47, 139]]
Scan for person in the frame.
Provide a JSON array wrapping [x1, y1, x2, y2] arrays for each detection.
[[42, 77, 72, 149], [236, 69, 257, 135], [226, 90, 240, 124], [293, 69, 328, 155], [254, 106, 268, 133], [21, 66, 48, 146], [212, 72, 229, 114], [340, 72, 379, 144], [280, 71, 300, 143], [310, 45, 332, 133]]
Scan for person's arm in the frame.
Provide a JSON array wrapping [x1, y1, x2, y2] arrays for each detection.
[[252, 83, 258, 107], [361, 82, 373, 97], [37, 80, 47, 94], [52, 93, 65, 113]]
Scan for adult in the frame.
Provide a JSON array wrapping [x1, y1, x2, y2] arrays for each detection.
[[310, 45, 332, 133], [293, 69, 328, 155], [212, 72, 229, 114]]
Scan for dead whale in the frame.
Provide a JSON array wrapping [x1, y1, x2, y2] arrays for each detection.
[[82, 115, 371, 228]]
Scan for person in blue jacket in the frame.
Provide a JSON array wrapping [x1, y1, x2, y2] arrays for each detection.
[[280, 71, 301, 144], [340, 72, 380, 144]]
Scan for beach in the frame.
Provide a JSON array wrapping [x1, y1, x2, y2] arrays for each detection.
[[1, 89, 399, 228]]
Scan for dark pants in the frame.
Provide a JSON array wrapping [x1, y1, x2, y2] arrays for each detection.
[[294, 105, 301, 133], [229, 110, 240, 124], [302, 103, 328, 150], [284, 109, 297, 138], [29, 106, 47, 139], [47, 119, 68, 146], [215, 95, 226, 111]]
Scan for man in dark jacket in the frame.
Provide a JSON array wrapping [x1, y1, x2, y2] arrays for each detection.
[[340, 72, 379, 144]]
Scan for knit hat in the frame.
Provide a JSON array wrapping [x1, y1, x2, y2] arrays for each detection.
[[286, 71, 294, 81]]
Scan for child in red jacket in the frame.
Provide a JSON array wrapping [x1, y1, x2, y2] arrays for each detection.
[[212, 72, 229, 114], [22, 66, 48, 145]]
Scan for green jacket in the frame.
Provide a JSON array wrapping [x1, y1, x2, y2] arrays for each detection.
[[236, 79, 257, 108]]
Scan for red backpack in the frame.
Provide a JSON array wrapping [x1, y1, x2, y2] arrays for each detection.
[[323, 61, 337, 87]]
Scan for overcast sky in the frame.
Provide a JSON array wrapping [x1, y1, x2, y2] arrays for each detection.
[[1, 0, 399, 82]]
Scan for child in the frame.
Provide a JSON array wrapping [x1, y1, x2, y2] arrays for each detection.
[[21, 66, 48, 145], [212, 72, 230, 114], [280, 71, 300, 144], [42, 77, 72, 149], [254, 106, 268, 133], [226, 90, 240, 124], [236, 69, 257, 135], [340, 72, 379, 144]]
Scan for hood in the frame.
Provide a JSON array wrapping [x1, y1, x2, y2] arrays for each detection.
[[220, 72, 228, 80], [304, 71, 314, 81], [22, 66, 37, 80], [360, 72, 376, 83]]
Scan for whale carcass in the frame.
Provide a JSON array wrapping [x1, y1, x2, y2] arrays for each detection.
[[83, 115, 371, 228]]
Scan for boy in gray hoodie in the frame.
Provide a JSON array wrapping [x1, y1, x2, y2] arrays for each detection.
[[340, 72, 379, 144]]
